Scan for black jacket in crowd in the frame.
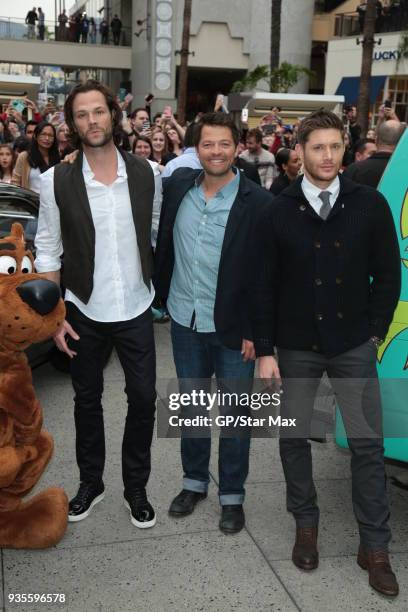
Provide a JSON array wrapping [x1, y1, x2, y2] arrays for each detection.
[[154, 167, 274, 349], [234, 157, 261, 185], [269, 173, 290, 196], [342, 151, 392, 188], [251, 174, 401, 357]]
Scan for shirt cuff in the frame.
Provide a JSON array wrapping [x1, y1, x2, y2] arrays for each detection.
[[34, 255, 62, 273]]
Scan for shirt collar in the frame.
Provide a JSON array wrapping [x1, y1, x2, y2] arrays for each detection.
[[194, 167, 240, 199], [302, 174, 340, 200], [82, 147, 127, 180]]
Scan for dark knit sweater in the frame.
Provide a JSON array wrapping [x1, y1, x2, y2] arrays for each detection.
[[252, 174, 401, 357]]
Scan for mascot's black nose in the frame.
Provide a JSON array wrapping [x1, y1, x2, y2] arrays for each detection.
[[16, 279, 61, 315]]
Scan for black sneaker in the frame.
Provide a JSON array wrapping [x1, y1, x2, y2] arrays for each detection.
[[68, 481, 105, 522], [124, 489, 156, 529]]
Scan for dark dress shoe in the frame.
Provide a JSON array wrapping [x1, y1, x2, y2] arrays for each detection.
[[168, 490, 207, 516], [292, 526, 319, 570], [219, 505, 245, 535], [357, 546, 399, 597]]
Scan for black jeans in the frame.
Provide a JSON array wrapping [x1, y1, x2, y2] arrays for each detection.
[[278, 340, 391, 550], [66, 303, 156, 493]]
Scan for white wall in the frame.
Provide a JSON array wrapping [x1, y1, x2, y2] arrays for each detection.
[[280, 0, 315, 92], [325, 33, 408, 94]]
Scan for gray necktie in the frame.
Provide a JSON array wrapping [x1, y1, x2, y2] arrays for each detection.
[[318, 191, 331, 220]]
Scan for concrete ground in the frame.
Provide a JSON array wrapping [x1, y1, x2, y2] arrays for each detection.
[[2, 323, 408, 612]]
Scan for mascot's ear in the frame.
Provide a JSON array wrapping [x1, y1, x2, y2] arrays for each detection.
[[10, 223, 25, 244]]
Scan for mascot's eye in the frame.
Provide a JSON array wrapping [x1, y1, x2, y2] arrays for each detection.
[[0, 256, 17, 275], [21, 255, 33, 274]]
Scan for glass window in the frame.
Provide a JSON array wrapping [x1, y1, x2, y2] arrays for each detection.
[[0, 199, 38, 250]]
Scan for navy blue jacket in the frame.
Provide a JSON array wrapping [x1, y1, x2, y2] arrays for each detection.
[[154, 167, 274, 350]]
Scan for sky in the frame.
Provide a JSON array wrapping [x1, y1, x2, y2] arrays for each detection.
[[0, 1, 64, 21]]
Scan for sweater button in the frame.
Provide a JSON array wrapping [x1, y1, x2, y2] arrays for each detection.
[[315, 278, 322, 286], [314, 241, 321, 248], [299, 204, 306, 211], [316, 314, 323, 321], [335, 277, 342, 284], [337, 311, 344, 319], [334, 240, 341, 248], [312, 344, 319, 351]]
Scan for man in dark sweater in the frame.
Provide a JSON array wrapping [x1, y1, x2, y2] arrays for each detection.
[[343, 119, 404, 187], [253, 110, 401, 597]]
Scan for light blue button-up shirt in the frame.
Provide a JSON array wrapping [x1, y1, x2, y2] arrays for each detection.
[[167, 169, 240, 332]]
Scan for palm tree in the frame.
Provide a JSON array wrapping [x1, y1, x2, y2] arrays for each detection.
[[270, 0, 282, 74], [176, 0, 192, 125], [356, 0, 377, 136]]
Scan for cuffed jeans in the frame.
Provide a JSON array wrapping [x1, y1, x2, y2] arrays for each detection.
[[278, 339, 391, 550], [171, 319, 254, 505], [66, 303, 156, 493]]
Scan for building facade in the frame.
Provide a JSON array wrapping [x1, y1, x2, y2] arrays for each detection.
[[69, 0, 316, 116]]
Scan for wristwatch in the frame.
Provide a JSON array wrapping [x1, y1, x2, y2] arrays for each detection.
[[370, 336, 383, 349]]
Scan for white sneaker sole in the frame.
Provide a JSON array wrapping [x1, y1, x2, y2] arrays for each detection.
[[68, 492, 105, 522], [124, 500, 157, 529]]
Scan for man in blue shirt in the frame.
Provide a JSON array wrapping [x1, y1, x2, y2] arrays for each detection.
[[155, 113, 273, 534]]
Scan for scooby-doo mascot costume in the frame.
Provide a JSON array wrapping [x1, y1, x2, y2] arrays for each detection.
[[0, 223, 68, 548]]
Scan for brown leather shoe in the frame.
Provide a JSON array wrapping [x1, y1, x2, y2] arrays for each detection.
[[292, 526, 318, 570], [357, 546, 399, 597]]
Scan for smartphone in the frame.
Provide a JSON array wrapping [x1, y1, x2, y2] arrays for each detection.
[[163, 105, 172, 117], [142, 120, 151, 130], [241, 108, 248, 123], [118, 88, 127, 103], [384, 99, 392, 109], [11, 99, 26, 114], [145, 93, 154, 103]]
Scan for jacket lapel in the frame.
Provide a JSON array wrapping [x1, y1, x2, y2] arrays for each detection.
[[219, 178, 249, 265]]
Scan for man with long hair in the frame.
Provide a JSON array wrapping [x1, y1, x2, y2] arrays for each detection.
[[35, 80, 158, 529]]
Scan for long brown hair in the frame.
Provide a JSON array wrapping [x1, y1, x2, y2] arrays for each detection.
[[64, 79, 123, 148], [0, 143, 17, 179]]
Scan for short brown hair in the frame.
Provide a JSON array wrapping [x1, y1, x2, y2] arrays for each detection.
[[64, 79, 123, 148], [297, 109, 344, 145], [246, 128, 263, 144], [193, 112, 240, 147]]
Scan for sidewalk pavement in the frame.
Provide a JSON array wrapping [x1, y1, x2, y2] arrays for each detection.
[[2, 324, 408, 612]]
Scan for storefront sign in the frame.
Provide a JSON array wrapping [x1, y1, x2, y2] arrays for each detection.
[[373, 49, 408, 61]]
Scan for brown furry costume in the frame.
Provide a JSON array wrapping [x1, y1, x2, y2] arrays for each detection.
[[0, 223, 68, 548]]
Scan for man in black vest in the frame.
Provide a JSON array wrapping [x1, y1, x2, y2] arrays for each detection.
[[35, 80, 157, 529], [252, 110, 401, 596]]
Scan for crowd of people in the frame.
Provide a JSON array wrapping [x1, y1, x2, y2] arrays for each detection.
[[24, 7, 123, 45], [1, 92, 405, 212]]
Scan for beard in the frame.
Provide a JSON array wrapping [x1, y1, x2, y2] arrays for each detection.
[[202, 160, 232, 177], [80, 126, 113, 148], [303, 162, 339, 184]]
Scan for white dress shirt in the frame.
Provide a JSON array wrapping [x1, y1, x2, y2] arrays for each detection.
[[29, 167, 42, 194], [301, 174, 340, 215], [35, 148, 158, 323]]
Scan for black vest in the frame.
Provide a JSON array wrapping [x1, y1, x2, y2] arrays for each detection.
[[53, 148, 154, 304]]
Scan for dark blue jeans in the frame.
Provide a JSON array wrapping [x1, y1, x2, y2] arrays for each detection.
[[171, 319, 254, 505]]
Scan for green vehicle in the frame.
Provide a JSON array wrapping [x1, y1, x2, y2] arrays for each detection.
[[336, 128, 408, 461]]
